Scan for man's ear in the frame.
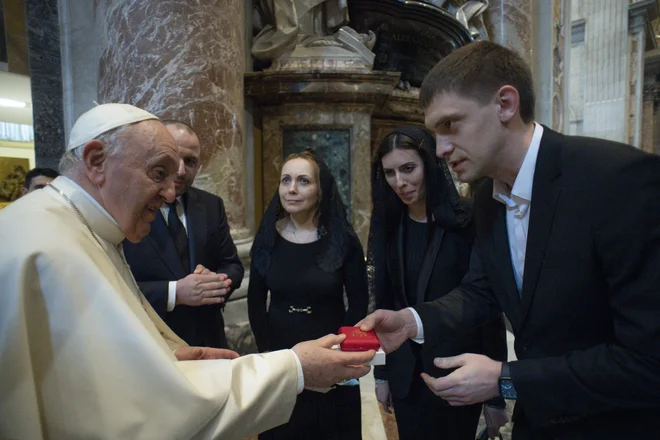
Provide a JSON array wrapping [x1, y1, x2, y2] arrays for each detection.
[[495, 85, 520, 124], [21, 187, 29, 196], [81, 140, 108, 186]]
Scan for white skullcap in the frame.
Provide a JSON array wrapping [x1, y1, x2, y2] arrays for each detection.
[[66, 103, 159, 151]]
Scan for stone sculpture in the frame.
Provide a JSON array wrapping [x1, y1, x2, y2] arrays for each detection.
[[252, 0, 376, 71]]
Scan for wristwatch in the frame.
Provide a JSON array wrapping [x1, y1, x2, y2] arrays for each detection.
[[498, 362, 517, 400]]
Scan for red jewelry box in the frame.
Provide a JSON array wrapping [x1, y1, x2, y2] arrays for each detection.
[[338, 326, 381, 351]]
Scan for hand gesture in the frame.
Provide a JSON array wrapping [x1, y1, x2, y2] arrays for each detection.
[[292, 334, 375, 389], [357, 309, 418, 353], [176, 264, 232, 306], [420, 353, 502, 406]]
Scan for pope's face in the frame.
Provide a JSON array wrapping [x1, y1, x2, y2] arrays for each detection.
[[99, 120, 179, 242]]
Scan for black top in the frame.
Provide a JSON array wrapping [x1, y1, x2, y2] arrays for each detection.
[[248, 233, 368, 352], [403, 216, 430, 306]]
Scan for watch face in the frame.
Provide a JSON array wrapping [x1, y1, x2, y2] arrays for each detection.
[[499, 379, 517, 400]]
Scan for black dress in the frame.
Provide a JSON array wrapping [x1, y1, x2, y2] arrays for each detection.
[[248, 233, 369, 440]]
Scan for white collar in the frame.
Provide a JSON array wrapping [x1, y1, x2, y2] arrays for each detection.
[[493, 123, 544, 209], [49, 176, 125, 246]]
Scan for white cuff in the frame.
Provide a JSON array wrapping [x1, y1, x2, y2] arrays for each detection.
[[406, 307, 425, 343], [290, 350, 305, 394], [167, 281, 177, 312]]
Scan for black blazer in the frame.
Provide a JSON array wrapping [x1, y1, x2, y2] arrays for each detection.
[[415, 127, 660, 438], [124, 187, 244, 348], [375, 217, 507, 399]]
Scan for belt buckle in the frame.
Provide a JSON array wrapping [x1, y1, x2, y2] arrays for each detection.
[[288, 305, 312, 314]]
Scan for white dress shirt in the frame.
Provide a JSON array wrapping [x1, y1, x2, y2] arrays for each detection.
[[160, 197, 188, 312], [492, 123, 543, 294], [408, 123, 544, 340]]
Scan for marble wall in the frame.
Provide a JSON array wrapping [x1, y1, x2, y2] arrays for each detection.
[[25, 0, 65, 169], [58, 0, 100, 142]]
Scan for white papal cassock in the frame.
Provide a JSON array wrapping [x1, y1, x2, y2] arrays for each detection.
[[0, 176, 298, 440]]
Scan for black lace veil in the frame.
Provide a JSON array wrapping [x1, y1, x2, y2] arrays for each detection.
[[251, 149, 356, 276], [367, 126, 474, 309]]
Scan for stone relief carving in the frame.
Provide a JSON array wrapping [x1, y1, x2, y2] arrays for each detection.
[[252, 0, 376, 71], [435, 0, 490, 41]]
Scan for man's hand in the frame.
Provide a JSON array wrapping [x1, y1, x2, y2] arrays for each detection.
[[357, 309, 418, 353], [176, 266, 232, 307], [420, 353, 501, 406], [375, 381, 393, 413], [292, 334, 375, 389], [484, 404, 509, 439], [174, 346, 240, 361]]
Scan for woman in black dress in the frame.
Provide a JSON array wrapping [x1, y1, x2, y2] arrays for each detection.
[[248, 150, 368, 440], [368, 126, 508, 440]]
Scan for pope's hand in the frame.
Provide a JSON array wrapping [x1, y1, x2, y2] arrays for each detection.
[[421, 353, 501, 406], [356, 309, 418, 353], [292, 334, 374, 389], [174, 346, 240, 361]]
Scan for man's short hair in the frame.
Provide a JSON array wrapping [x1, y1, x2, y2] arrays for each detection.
[[419, 41, 535, 123], [24, 167, 60, 189], [162, 119, 198, 138]]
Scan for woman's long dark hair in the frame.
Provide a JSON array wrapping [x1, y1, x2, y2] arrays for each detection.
[[367, 126, 473, 308], [251, 150, 357, 276]]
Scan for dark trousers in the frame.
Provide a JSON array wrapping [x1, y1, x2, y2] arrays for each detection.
[[392, 373, 482, 440], [259, 385, 362, 440]]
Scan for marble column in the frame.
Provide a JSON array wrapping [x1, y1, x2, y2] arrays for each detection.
[[483, 0, 532, 62], [96, 0, 249, 240], [95, 0, 254, 353], [25, 0, 65, 169]]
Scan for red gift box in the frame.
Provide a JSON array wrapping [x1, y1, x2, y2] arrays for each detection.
[[338, 326, 381, 351]]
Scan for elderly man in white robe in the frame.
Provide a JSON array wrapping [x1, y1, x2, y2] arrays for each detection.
[[0, 104, 374, 440]]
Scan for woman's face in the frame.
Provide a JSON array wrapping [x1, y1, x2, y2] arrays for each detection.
[[279, 158, 320, 216], [380, 148, 425, 206]]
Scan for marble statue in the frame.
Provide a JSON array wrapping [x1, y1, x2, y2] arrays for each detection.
[[252, 0, 376, 71], [425, 0, 490, 41]]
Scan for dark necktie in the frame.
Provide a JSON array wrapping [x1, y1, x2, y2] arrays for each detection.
[[167, 200, 190, 274]]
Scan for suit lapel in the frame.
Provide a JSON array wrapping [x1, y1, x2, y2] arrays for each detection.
[[490, 199, 523, 327], [416, 225, 443, 305], [387, 217, 409, 308], [146, 210, 187, 279], [184, 189, 207, 270], [520, 128, 563, 323]]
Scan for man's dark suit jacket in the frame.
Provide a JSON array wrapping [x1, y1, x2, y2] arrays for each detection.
[[124, 187, 244, 348], [415, 127, 660, 439], [375, 218, 507, 399]]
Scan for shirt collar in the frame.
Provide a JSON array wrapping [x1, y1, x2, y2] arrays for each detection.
[[50, 176, 125, 245], [493, 123, 544, 209]]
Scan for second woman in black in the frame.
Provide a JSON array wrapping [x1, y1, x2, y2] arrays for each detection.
[[249, 150, 368, 440], [368, 126, 508, 440]]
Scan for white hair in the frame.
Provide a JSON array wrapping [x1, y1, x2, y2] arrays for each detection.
[[59, 124, 130, 177]]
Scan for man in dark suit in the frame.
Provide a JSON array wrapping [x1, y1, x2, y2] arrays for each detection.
[[359, 41, 660, 439], [124, 120, 244, 349]]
